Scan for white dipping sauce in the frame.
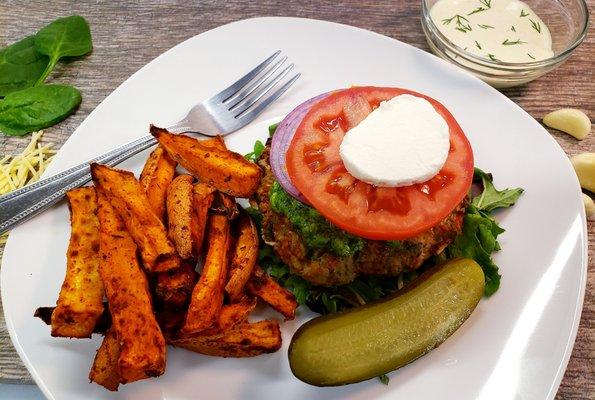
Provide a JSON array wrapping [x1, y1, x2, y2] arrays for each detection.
[[339, 95, 450, 188], [430, 0, 554, 62]]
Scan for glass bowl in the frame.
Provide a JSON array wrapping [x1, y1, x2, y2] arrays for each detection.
[[421, 0, 589, 88]]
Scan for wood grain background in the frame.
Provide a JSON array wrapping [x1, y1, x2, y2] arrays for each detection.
[[0, 0, 593, 398]]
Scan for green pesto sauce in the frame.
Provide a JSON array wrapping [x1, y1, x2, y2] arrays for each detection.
[[269, 182, 365, 258]]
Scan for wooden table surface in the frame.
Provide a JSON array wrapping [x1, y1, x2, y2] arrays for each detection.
[[0, 0, 593, 398]]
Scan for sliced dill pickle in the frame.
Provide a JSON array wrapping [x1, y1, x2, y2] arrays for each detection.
[[288, 258, 484, 386]]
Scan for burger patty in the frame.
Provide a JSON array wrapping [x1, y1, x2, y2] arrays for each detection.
[[252, 144, 467, 287]]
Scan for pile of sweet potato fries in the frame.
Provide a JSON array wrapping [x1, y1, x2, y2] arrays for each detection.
[[34, 125, 298, 391]]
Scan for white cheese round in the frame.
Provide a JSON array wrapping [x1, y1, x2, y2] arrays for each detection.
[[339, 94, 450, 187]]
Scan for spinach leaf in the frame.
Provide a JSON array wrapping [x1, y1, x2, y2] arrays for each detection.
[[34, 15, 92, 85], [0, 84, 81, 136], [0, 36, 49, 97], [472, 167, 524, 212]]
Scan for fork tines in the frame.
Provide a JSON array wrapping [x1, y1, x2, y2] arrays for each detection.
[[216, 51, 300, 121]]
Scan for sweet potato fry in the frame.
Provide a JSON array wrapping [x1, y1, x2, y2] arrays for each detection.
[[91, 163, 179, 272], [192, 182, 216, 254], [156, 308, 186, 338], [151, 125, 261, 197], [170, 320, 281, 358], [51, 187, 104, 338], [216, 297, 257, 331], [97, 191, 166, 383], [166, 174, 201, 259], [139, 145, 176, 220], [35, 304, 111, 334], [246, 265, 298, 320], [89, 328, 121, 391], [225, 213, 259, 301], [155, 260, 198, 308], [200, 135, 227, 150], [211, 191, 240, 220], [181, 214, 230, 335]]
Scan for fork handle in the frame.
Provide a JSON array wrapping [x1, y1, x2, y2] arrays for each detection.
[[0, 134, 157, 235]]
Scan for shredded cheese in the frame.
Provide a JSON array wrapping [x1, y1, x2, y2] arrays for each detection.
[[1, 131, 56, 245]]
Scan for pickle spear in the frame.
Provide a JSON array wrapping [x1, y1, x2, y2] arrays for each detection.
[[288, 258, 484, 386]]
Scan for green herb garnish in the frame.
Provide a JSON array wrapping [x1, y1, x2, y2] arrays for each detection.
[[468, 0, 491, 15], [529, 19, 541, 33], [475, 41, 482, 50], [442, 14, 472, 33], [527, 53, 536, 60], [0, 84, 81, 136], [478, 24, 495, 29], [511, 25, 516, 32], [487, 53, 499, 61], [244, 140, 265, 162], [378, 374, 390, 385], [502, 38, 527, 45], [520, 10, 529, 17]]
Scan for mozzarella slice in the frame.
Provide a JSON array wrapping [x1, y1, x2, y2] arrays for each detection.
[[339, 94, 450, 187]]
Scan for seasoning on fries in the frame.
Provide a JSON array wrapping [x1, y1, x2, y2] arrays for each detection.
[[166, 174, 201, 259], [51, 187, 104, 338], [151, 125, 261, 198], [36, 129, 298, 391], [140, 145, 176, 221], [226, 212, 259, 302], [181, 214, 230, 335], [91, 163, 180, 272], [97, 190, 166, 383]]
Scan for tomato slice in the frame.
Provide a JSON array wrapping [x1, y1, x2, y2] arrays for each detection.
[[285, 87, 474, 240]]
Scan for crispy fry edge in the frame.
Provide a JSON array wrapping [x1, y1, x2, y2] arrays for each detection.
[[181, 214, 230, 335], [151, 125, 261, 198], [139, 145, 176, 220], [97, 189, 167, 383], [51, 187, 104, 338]]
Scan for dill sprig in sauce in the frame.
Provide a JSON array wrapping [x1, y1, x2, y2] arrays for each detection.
[[431, 0, 553, 62]]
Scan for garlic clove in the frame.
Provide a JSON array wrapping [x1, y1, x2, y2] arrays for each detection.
[[583, 193, 595, 219], [571, 153, 595, 193], [543, 109, 591, 140]]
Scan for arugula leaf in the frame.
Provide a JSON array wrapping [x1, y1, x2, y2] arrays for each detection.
[[245, 140, 265, 162], [268, 122, 279, 137], [0, 84, 81, 136], [34, 15, 92, 85], [445, 205, 504, 295], [472, 167, 523, 212], [0, 36, 49, 97], [445, 168, 523, 296]]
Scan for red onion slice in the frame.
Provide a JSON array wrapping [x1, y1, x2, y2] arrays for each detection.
[[270, 92, 331, 204]]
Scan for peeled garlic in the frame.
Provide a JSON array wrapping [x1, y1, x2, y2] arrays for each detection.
[[583, 194, 595, 219], [543, 109, 591, 140], [571, 153, 595, 192]]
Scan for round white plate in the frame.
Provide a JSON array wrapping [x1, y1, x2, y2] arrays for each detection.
[[1, 17, 587, 400]]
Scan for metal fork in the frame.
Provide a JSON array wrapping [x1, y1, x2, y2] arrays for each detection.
[[0, 51, 300, 235]]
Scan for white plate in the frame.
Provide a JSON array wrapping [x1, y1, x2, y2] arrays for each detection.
[[1, 17, 587, 400]]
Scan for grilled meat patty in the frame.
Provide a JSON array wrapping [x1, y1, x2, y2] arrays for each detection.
[[252, 144, 466, 286]]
